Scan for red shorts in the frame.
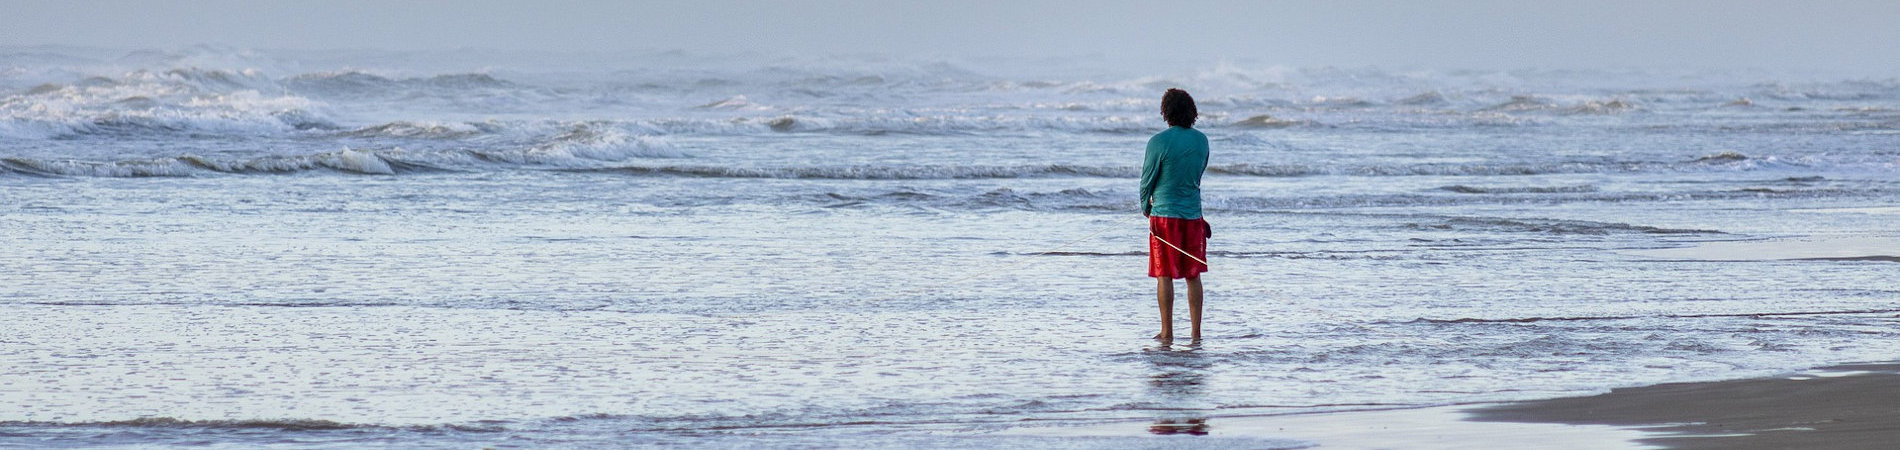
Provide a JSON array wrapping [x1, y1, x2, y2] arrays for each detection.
[[1149, 216, 1209, 279]]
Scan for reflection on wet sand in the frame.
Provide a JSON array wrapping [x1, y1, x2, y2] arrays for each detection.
[[1144, 343, 1211, 436]]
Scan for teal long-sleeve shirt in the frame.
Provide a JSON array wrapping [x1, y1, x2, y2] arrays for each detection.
[[1140, 126, 1209, 219]]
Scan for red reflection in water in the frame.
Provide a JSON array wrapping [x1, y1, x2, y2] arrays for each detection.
[[1148, 418, 1209, 436]]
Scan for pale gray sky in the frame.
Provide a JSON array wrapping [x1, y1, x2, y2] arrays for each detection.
[[3, 0, 1896, 72]]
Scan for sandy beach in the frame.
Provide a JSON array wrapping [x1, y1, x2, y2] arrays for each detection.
[[1004, 362, 1900, 449], [1470, 362, 1900, 449]]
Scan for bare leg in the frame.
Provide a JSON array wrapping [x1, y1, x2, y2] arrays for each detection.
[[1155, 277, 1174, 341], [1186, 276, 1203, 341]]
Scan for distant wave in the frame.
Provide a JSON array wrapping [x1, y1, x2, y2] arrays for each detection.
[[4, 63, 1884, 141], [4, 152, 1878, 179], [1468, 96, 1641, 115], [1692, 151, 1749, 163], [343, 120, 503, 139], [0, 417, 513, 434], [567, 164, 1134, 180], [6, 66, 1778, 142], [1229, 114, 1317, 129], [0, 125, 679, 177], [576, 159, 1724, 180], [767, 183, 1870, 215], [1413, 217, 1722, 235], [0, 417, 370, 431], [1562, 99, 1637, 115], [0, 68, 338, 139], [3, 149, 422, 177], [1205, 187, 1871, 212], [0, 68, 534, 140], [0, 111, 1169, 139], [1750, 80, 1900, 102], [478, 123, 687, 163], [0, 97, 336, 140], [1479, 95, 1557, 112], [1437, 185, 1599, 194], [1396, 91, 1448, 106], [715, 114, 1158, 135], [282, 70, 515, 96], [1208, 162, 1658, 177]]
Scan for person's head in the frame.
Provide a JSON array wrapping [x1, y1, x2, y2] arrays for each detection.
[[1161, 88, 1197, 128]]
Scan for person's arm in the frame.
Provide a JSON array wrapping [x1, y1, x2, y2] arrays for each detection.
[[1139, 138, 1164, 216]]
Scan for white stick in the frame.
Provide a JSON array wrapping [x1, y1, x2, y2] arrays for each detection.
[[1151, 232, 1209, 267]]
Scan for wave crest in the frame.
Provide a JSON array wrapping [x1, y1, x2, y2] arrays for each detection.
[[1437, 185, 1600, 194], [0, 69, 335, 139], [1229, 114, 1313, 129], [282, 71, 515, 96], [344, 120, 499, 139], [0, 417, 368, 431], [476, 123, 686, 163], [0, 126, 679, 177], [6, 153, 1862, 179], [574, 164, 1132, 180]]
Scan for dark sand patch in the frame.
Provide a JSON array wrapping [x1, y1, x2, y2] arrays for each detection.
[[1467, 363, 1900, 449]]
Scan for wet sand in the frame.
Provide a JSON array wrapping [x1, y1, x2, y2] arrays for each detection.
[[1000, 405, 1652, 449], [1006, 363, 1900, 448], [1468, 363, 1900, 449]]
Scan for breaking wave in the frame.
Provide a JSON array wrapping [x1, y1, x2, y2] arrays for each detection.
[[282, 70, 516, 96], [0, 109, 1170, 140], [2, 152, 1862, 179], [1229, 114, 1316, 129], [728, 114, 1156, 135], [0, 67, 535, 140], [343, 120, 503, 139], [578, 158, 1778, 180], [0, 124, 679, 177], [570, 164, 1132, 180], [1437, 185, 1600, 194], [1404, 217, 1722, 235], [0, 68, 337, 139], [4, 148, 414, 177], [0, 417, 372, 431]]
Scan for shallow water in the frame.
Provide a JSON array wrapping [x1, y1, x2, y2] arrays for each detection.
[[2, 47, 1897, 447]]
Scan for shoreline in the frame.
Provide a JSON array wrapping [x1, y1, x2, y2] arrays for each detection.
[[1467, 362, 1900, 449], [1002, 362, 1900, 449]]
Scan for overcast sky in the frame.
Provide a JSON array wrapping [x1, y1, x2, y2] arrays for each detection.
[[2, 0, 1895, 73]]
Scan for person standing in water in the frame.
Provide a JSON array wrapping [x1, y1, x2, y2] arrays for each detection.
[[1141, 88, 1210, 342]]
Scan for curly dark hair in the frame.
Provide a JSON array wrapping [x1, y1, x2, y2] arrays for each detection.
[[1161, 88, 1197, 128]]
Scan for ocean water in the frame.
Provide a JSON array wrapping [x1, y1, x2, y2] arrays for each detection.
[[2, 47, 1897, 448]]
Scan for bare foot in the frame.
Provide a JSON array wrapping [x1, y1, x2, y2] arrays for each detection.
[[1154, 332, 1174, 342]]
